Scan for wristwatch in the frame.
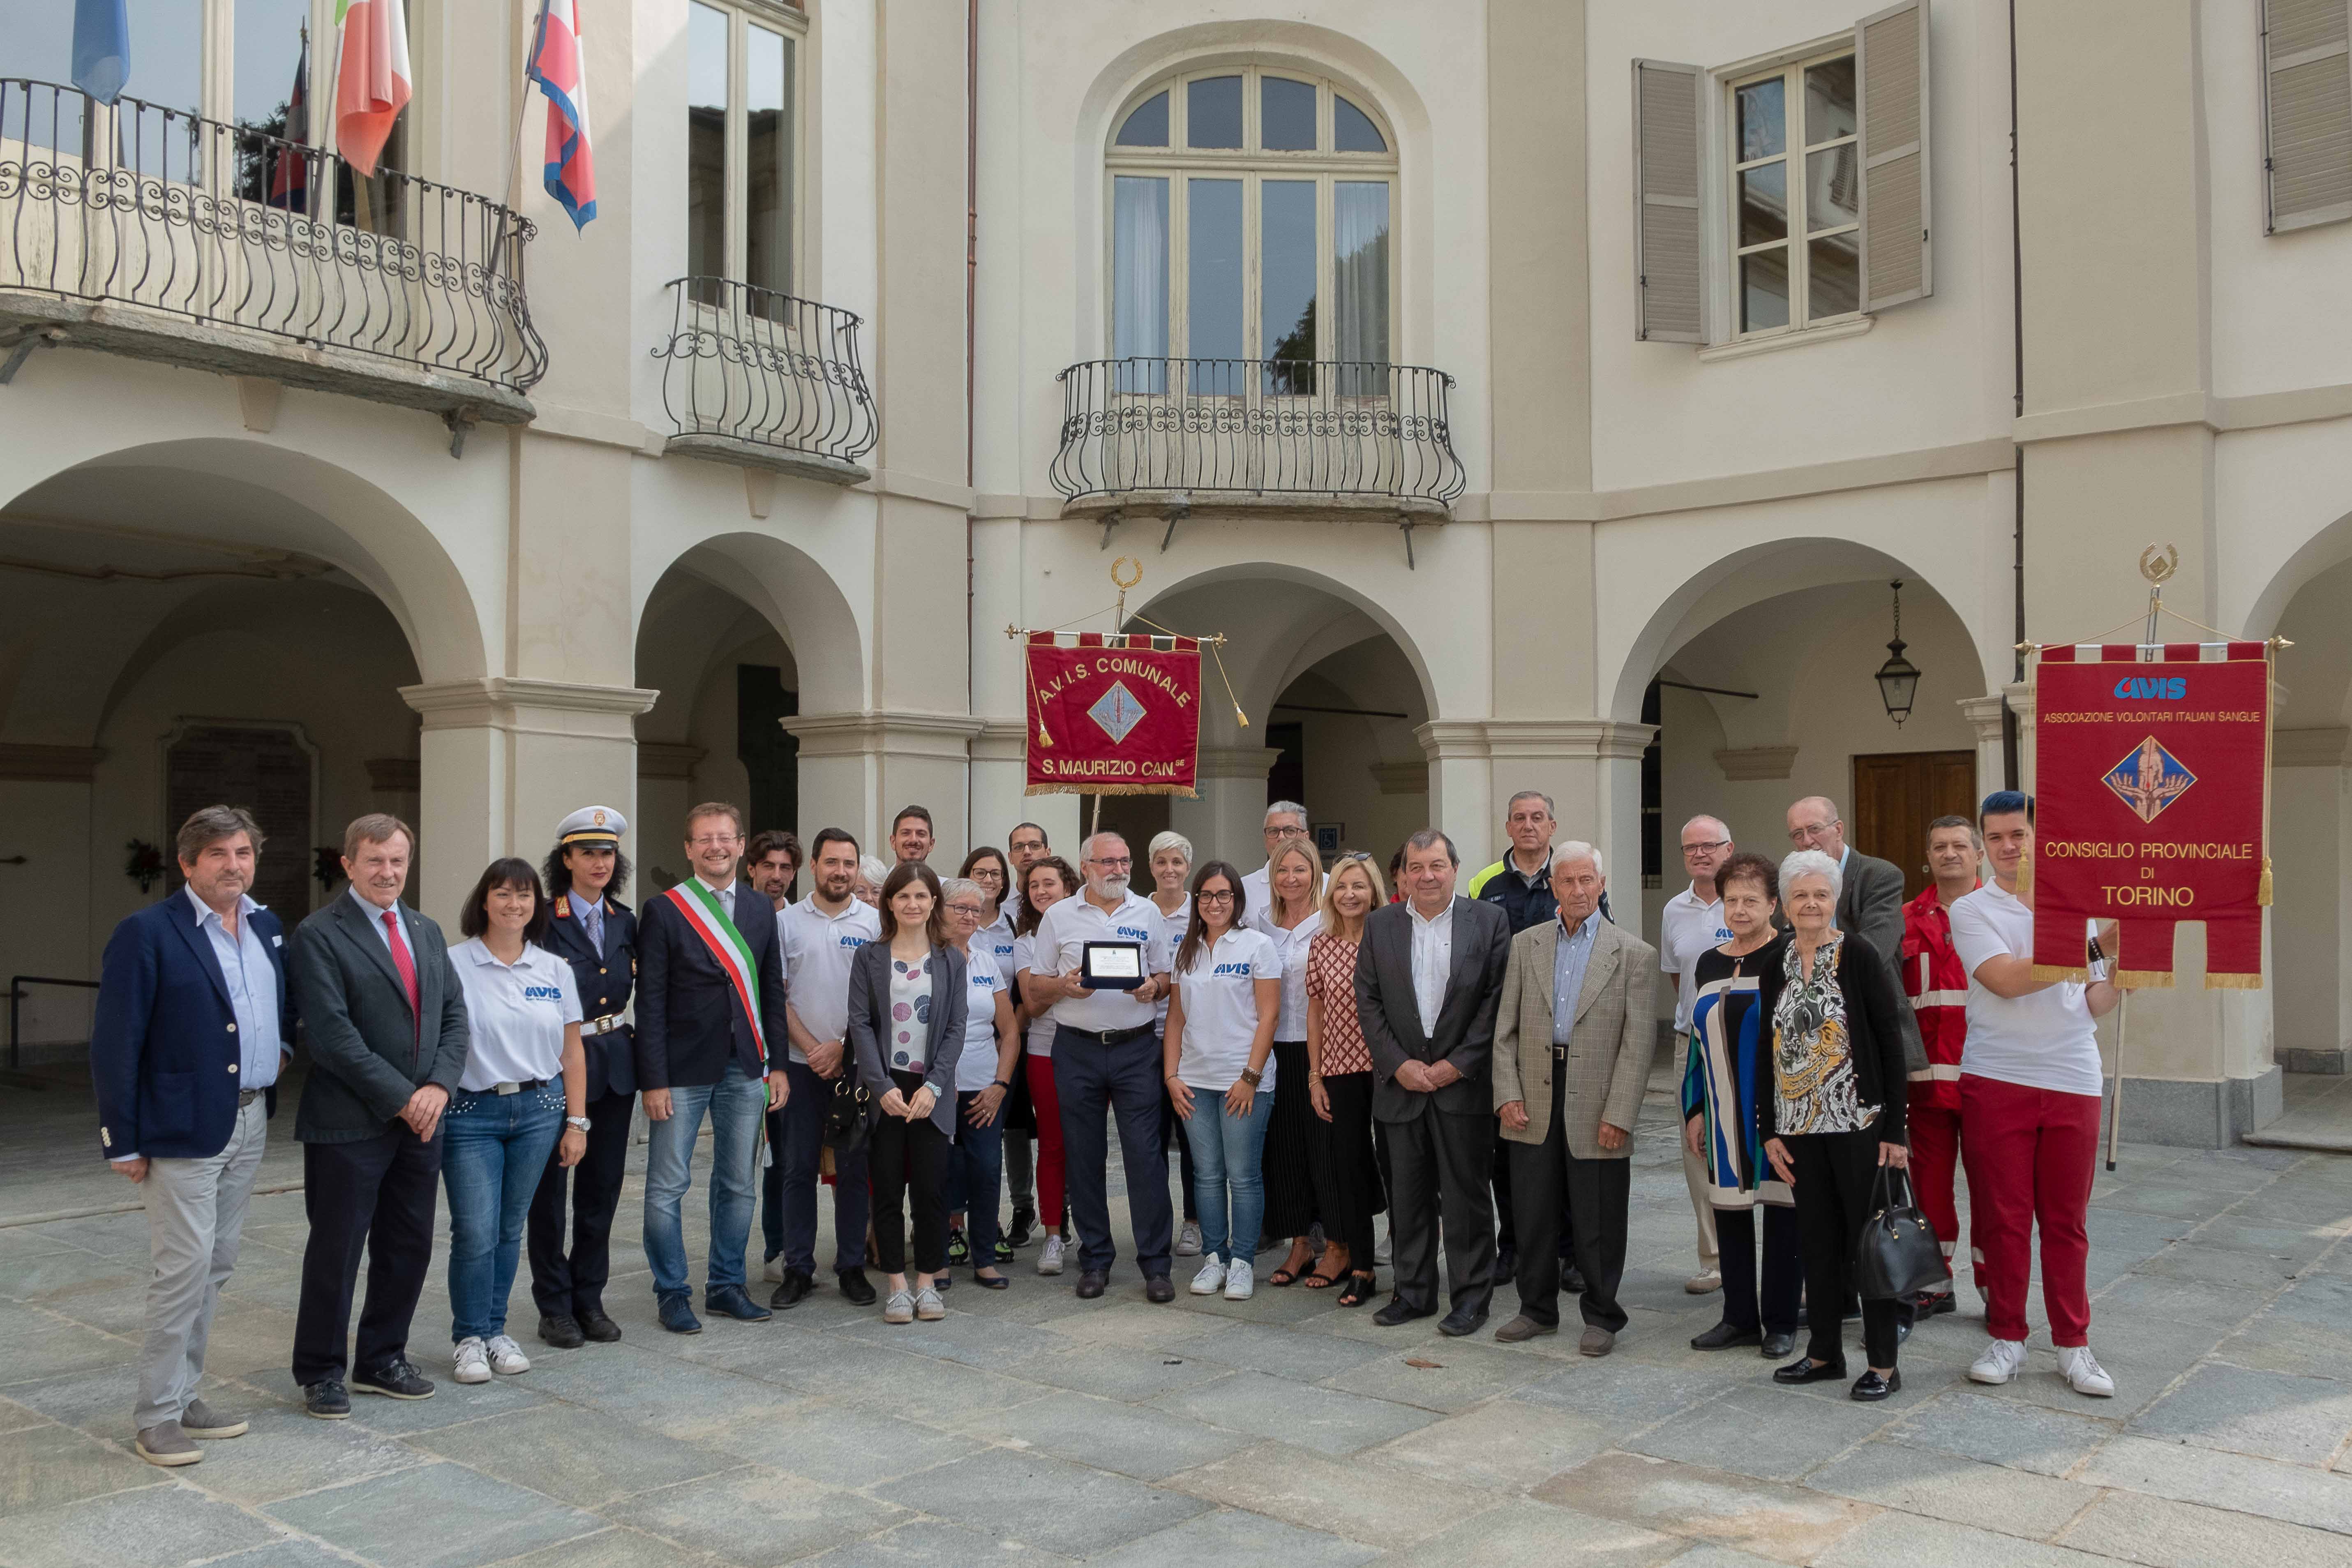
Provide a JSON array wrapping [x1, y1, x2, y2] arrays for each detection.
[[565, 1116, 591, 1132], [992, 1079, 1012, 1091], [1238, 1068, 1263, 1088]]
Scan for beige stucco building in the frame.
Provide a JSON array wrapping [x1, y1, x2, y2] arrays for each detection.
[[2, 0, 2346, 1145]]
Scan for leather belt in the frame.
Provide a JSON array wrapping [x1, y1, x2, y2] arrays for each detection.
[[1057, 1023, 1154, 1048], [237, 1088, 263, 1107], [582, 1014, 628, 1037], [488, 1078, 551, 1095]]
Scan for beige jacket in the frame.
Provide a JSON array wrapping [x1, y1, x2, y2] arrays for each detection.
[[1491, 914, 1657, 1160]]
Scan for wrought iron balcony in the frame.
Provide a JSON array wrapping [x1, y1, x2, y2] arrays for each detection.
[[652, 278, 877, 484], [1049, 357, 1466, 519], [0, 80, 545, 437]]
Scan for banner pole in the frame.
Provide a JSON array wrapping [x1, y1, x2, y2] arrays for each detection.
[[2107, 990, 2127, 1173]]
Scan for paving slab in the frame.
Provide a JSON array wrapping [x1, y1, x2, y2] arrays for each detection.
[[1801, 1436, 2100, 1540], [0, 1480, 285, 1568], [2056, 1489, 2352, 1568], [409, 1403, 746, 1509], [0, 1423, 165, 1513], [794, 1519, 1078, 1567], [162, 1402, 431, 1506], [1533, 1450, 1872, 1566], [872, 1445, 1208, 1556], [963, 1387, 1252, 1480], [1151, 1365, 1437, 1455], [1367, 1395, 1614, 1493], [263, 1461, 607, 1568], [1175, 1317, 1393, 1381], [2129, 1362, 2352, 1465], [711, 1396, 986, 1487], [2079, 1432, 2352, 1536], [999, 1340, 1236, 1402], [1168, 1439, 1497, 1547], [1812, 1510, 2118, 1567], [828, 1307, 1073, 1369], [1317, 1337, 1555, 1412], [1883, 1390, 2118, 1477], [1624, 1383, 1902, 1482], [1082, 1507, 1376, 1568], [1375, 1496, 1687, 1567], [607, 1465, 902, 1565], [485, 1526, 729, 1568], [1513, 1359, 1730, 1432]]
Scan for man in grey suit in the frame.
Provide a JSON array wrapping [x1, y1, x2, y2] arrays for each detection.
[[1491, 842, 1657, 1354], [289, 814, 470, 1418], [1355, 829, 1512, 1337], [1787, 797, 1905, 965]]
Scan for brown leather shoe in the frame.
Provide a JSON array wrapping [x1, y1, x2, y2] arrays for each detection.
[[1578, 1326, 1617, 1357], [1493, 1314, 1558, 1344]]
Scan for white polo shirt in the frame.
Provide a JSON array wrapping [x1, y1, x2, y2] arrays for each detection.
[[1659, 888, 1736, 1032], [779, 896, 882, 1063], [954, 944, 1010, 1092], [1035, 886, 1172, 1035], [1151, 895, 1191, 1030], [1011, 933, 1058, 1058], [1247, 908, 1321, 1041], [1949, 882, 2103, 1097], [1171, 927, 1282, 1092], [450, 939, 582, 1091], [980, 907, 1018, 979]]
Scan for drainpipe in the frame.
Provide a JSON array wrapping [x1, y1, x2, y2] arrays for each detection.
[[2004, 0, 2025, 790], [965, 0, 980, 840]]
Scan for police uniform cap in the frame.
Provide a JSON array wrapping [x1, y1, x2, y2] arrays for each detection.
[[557, 806, 628, 846]]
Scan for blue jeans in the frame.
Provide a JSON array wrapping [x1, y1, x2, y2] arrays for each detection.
[[441, 1084, 566, 1342], [948, 1091, 1005, 1259], [762, 1058, 870, 1275], [642, 1064, 764, 1299], [1181, 1087, 1275, 1266]]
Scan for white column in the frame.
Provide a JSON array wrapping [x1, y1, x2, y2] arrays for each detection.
[[1174, 746, 1283, 868], [1958, 694, 2008, 804], [1416, 722, 1494, 868], [781, 711, 988, 867]]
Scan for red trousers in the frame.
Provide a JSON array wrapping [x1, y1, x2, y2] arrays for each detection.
[[1025, 1054, 1067, 1229], [1959, 1074, 2100, 1346], [1907, 1099, 1967, 1279]]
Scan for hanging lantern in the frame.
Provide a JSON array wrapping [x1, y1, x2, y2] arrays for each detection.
[[1874, 579, 1922, 726]]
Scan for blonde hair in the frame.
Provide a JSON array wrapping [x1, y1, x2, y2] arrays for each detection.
[[1317, 854, 1389, 935], [1267, 838, 1322, 920]]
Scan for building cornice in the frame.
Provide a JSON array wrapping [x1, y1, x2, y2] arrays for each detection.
[[782, 710, 989, 761], [400, 678, 659, 735]]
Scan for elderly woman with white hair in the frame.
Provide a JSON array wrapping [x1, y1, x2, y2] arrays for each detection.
[[1762, 848, 1913, 1402]]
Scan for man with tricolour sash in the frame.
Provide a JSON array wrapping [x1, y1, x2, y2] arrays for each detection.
[[635, 801, 791, 1335]]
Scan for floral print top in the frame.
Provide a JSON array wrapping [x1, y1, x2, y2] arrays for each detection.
[[1771, 933, 1879, 1136], [888, 951, 935, 1072]]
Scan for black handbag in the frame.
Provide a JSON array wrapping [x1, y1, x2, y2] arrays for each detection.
[[822, 1076, 871, 1155], [1852, 1161, 1946, 1300]]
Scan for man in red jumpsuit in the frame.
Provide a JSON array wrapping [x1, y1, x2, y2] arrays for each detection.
[[1899, 815, 1982, 1316]]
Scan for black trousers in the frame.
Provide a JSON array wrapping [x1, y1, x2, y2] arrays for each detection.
[[1055, 1027, 1174, 1278], [1787, 1131, 1901, 1369], [292, 1125, 443, 1385], [1306, 1070, 1384, 1261], [868, 1072, 952, 1275], [527, 1086, 634, 1318], [1157, 1071, 1199, 1222], [1716, 1202, 1802, 1335], [1493, 1125, 1573, 1259], [1506, 1072, 1631, 1329], [1385, 1106, 1495, 1317]]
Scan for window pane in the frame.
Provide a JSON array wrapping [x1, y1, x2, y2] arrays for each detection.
[[1262, 179, 1316, 389], [1187, 76, 1242, 149], [1333, 181, 1390, 392], [1735, 76, 1785, 162], [1738, 162, 1787, 245], [1334, 93, 1386, 152], [1809, 231, 1860, 317], [1806, 144, 1858, 232], [1805, 57, 1856, 145], [1115, 91, 1168, 147], [746, 25, 793, 299], [687, 2, 728, 292], [1187, 178, 1244, 361], [1112, 175, 1169, 374], [1740, 248, 1790, 332], [1262, 77, 1316, 151]]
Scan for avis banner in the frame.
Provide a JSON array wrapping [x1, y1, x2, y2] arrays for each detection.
[[2030, 642, 2271, 988], [1023, 632, 1200, 797]]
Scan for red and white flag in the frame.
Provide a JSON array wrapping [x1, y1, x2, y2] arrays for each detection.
[[332, 0, 411, 178], [527, 0, 597, 229]]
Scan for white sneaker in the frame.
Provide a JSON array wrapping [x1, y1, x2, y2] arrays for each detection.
[[1969, 1337, 2029, 1385], [1190, 1258, 1228, 1295], [1037, 1235, 1066, 1276], [485, 1335, 531, 1376], [2057, 1344, 2116, 1397], [762, 1257, 785, 1283], [1176, 1221, 1204, 1257], [1224, 1259, 1255, 1300], [452, 1337, 492, 1385]]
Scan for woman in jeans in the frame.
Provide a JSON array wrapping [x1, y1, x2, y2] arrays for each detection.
[[443, 859, 587, 1384], [1146, 830, 1203, 1258], [1304, 852, 1388, 1307], [1252, 839, 1323, 1285], [1762, 850, 1912, 1402], [848, 862, 967, 1324], [1163, 862, 1281, 1300], [1011, 855, 1079, 1275], [941, 877, 1021, 1289]]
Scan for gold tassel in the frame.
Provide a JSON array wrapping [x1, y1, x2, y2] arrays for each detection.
[[2259, 856, 2273, 906], [2030, 964, 2090, 985], [2205, 970, 2265, 991], [2115, 968, 2176, 991], [2015, 849, 2031, 898]]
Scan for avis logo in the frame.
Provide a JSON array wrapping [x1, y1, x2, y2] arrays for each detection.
[[2113, 676, 2187, 700], [1211, 961, 1254, 977]]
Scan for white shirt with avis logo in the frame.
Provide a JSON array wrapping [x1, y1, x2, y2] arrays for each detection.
[[1948, 882, 2104, 1098], [1011, 933, 1058, 1059], [449, 939, 583, 1090], [1660, 889, 1737, 1033], [955, 944, 1010, 1093], [1171, 926, 1283, 1093], [779, 897, 882, 1064], [1035, 888, 1173, 1035]]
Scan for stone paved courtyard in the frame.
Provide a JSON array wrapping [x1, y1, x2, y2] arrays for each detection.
[[5, 1067, 2352, 1568]]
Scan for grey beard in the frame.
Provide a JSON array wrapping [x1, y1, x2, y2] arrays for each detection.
[[1092, 873, 1131, 901]]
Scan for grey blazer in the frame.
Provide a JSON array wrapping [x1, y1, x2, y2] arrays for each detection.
[[1353, 896, 1512, 1124], [1838, 850, 1907, 968], [291, 895, 469, 1144], [1491, 916, 1658, 1160], [847, 940, 967, 1137]]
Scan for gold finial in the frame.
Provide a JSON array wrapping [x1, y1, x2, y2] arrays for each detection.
[[1110, 557, 1143, 591], [2139, 544, 2178, 585]]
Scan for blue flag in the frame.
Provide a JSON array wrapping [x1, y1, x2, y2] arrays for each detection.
[[73, 0, 131, 106]]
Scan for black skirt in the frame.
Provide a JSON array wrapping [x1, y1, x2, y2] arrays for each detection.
[[1258, 1040, 1320, 1238], [1306, 1069, 1386, 1259]]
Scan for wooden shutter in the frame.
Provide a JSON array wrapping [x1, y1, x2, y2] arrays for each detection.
[[2264, 0, 2352, 232], [1633, 59, 1704, 342], [1857, 0, 1932, 311]]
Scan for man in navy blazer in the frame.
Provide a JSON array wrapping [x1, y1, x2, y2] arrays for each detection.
[[635, 801, 790, 1335], [91, 806, 294, 1467]]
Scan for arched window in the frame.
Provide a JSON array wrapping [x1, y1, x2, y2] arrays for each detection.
[[1106, 67, 1395, 390]]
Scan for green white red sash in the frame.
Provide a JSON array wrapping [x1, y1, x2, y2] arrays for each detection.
[[663, 882, 765, 1067]]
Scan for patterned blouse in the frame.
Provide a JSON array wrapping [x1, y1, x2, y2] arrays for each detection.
[[887, 951, 936, 1072], [1304, 931, 1373, 1075], [1772, 933, 1879, 1136]]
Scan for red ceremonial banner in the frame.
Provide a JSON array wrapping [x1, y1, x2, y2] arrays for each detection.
[[1023, 632, 1201, 797], [2030, 643, 2272, 988]]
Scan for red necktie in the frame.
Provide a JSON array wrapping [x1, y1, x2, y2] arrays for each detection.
[[383, 909, 420, 1037]]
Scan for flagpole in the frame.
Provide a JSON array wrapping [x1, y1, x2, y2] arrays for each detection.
[[503, 0, 552, 214], [2106, 550, 2169, 1173]]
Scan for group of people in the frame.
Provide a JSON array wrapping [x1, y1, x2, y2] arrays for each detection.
[[89, 783, 2120, 1467]]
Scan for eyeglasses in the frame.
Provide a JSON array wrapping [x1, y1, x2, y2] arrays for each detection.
[[1681, 840, 1731, 856], [1087, 856, 1132, 869], [1787, 822, 1838, 843], [687, 834, 740, 850], [946, 903, 985, 917], [1196, 890, 1236, 904]]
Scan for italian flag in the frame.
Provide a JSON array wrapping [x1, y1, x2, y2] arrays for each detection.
[[664, 882, 766, 1066], [333, 0, 411, 178]]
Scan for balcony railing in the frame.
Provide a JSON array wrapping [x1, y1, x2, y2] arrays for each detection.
[[0, 79, 544, 420], [652, 278, 877, 482], [1050, 357, 1466, 513]]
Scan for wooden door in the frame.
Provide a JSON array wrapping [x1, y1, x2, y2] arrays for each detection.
[[1851, 751, 1976, 899]]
